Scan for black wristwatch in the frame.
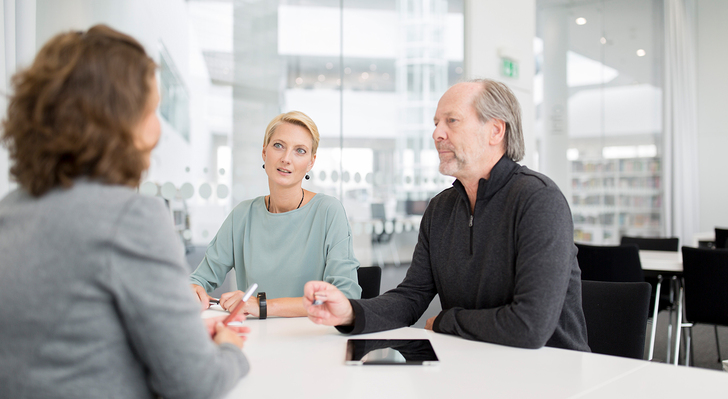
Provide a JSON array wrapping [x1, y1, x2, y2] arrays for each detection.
[[257, 292, 267, 319]]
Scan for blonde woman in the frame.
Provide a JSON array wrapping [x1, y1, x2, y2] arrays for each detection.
[[191, 111, 361, 317]]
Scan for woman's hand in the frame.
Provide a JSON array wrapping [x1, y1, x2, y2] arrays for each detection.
[[219, 290, 259, 317], [191, 284, 213, 310], [204, 314, 250, 349], [303, 281, 355, 326]]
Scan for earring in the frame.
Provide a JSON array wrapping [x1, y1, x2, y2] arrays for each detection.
[[262, 164, 265, 169], [305, 174, 310, 180]]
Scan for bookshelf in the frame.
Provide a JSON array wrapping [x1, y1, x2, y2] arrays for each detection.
[[571, 157, 662, 244]]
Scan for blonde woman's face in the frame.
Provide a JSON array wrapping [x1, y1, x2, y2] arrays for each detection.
[[133, 76, 161, 170], [262, 122, 316, 188]]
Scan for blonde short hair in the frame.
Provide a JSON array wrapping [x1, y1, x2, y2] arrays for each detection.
[[263, 111, 320, 156]]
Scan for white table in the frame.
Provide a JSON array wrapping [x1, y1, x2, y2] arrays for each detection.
[[638, 250, 683, 363], [639, 250, 683, 273], [202, 313, 728, 398]]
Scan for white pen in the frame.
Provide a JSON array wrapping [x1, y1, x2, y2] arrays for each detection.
[[222, 283, 258, 326], [312, 292, 327, 306]]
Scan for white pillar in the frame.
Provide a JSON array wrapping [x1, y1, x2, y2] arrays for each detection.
[[463, 0, 536, 169], [1, 0, 13, 197], [231, 2, 282, 203], [1, 0, 35, 196], [539, 6, 570, 196]]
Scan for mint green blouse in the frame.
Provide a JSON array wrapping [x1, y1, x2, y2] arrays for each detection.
[[190, 194, 361, 299]]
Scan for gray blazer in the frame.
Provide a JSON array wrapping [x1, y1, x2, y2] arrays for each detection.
[[0, 181, 248, 399]]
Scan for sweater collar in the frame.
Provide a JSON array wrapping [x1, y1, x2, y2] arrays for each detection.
[[452, 155, 519, 204]]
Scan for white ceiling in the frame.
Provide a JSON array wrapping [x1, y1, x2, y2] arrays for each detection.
[[537, 0, 663, 88]]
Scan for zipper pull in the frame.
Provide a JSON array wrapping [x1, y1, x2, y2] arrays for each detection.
[[469, 214, 473, 227]]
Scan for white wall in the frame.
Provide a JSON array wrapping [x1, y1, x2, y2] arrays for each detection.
[[1, 0, 36, 197], [696, 0, 728, 232], [33, 0, 211, 190], [0, 1, 8, 197], [463, 0, 536, 169], [24, 0, 223, 245]]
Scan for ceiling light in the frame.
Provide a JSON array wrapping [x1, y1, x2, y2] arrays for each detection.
[[600, 37, 607, 44], [576, 17, 587, 25], [636, 49, 646, 57]]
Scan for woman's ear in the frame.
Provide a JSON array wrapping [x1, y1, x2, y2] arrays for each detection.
[[308, 154, 317, 172]]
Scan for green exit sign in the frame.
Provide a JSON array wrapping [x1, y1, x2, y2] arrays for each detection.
[[501, 58, 519, 79]]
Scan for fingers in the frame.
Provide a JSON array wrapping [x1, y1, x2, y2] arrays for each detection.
[[220, 290, 243, 312], [212, 313, 246, 325], [191, 284, 210, 310], [306, 301, 328, 318], [213, 322, 246, 349], [227, 325, 251, 334], [303, 281, 336, 306]]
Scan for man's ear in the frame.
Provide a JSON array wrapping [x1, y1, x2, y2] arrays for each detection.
[[489, 119, 506, 146]]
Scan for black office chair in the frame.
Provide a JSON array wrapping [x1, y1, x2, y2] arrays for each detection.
[[576, 243, 644, 283], [715, 227, 728, 249], [620, 236, 679, 252], [674, 246, 728, 366], [619, 236, 679, 360], [357, 266, 382, 299], [581, 280, 652, 359], [370, 204, 400, 267]]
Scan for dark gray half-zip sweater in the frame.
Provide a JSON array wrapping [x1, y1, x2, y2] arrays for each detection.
[[341, 156, 590, 351]]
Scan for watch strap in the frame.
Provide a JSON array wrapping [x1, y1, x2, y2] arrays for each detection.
[[257, 292, 267, 319]]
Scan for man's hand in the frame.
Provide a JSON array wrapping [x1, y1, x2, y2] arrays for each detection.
[[424, 315, 437, 330], [303, 281, 355, 326], [191, 284, 213, 310]]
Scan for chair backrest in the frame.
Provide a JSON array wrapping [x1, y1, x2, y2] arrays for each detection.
[[715, 228, 728, 249], [681, 246, 728, 327], [371, 203, 386, 220], [357, 266, 382, 299], [620, 236, 679, 252], [581, 280, 651, 359], [576, 243, 644, 282]]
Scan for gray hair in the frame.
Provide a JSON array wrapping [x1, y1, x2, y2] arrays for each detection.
[[467, 78, 525, 162]]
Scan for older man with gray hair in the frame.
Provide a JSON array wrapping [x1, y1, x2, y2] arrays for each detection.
[[304, 79, 590, 351]]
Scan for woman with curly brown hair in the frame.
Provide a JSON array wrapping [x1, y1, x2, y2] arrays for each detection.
[[0, 25, 249, 399]]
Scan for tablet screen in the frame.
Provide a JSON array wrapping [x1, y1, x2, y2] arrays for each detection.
[[345, 339, 439, 365]]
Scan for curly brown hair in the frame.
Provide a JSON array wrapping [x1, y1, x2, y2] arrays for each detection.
[[1, 24, 157, 196]]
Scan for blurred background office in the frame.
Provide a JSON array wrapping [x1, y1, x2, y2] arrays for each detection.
[[1, 0, 726, 320]]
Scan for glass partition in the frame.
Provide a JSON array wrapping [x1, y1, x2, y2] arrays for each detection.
[[536, 0, 664, 245], [226, 0, 463, 266]]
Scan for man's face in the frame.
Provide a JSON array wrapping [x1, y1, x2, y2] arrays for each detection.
[[432, 82, 496, 180]]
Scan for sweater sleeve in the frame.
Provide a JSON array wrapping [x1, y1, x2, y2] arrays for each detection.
[[108, 196, 248, 399], [340, 205, 438, 334], [432, 186, 577, 349], [321, 199, 362, 299], [189, 209, 237, 293]]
